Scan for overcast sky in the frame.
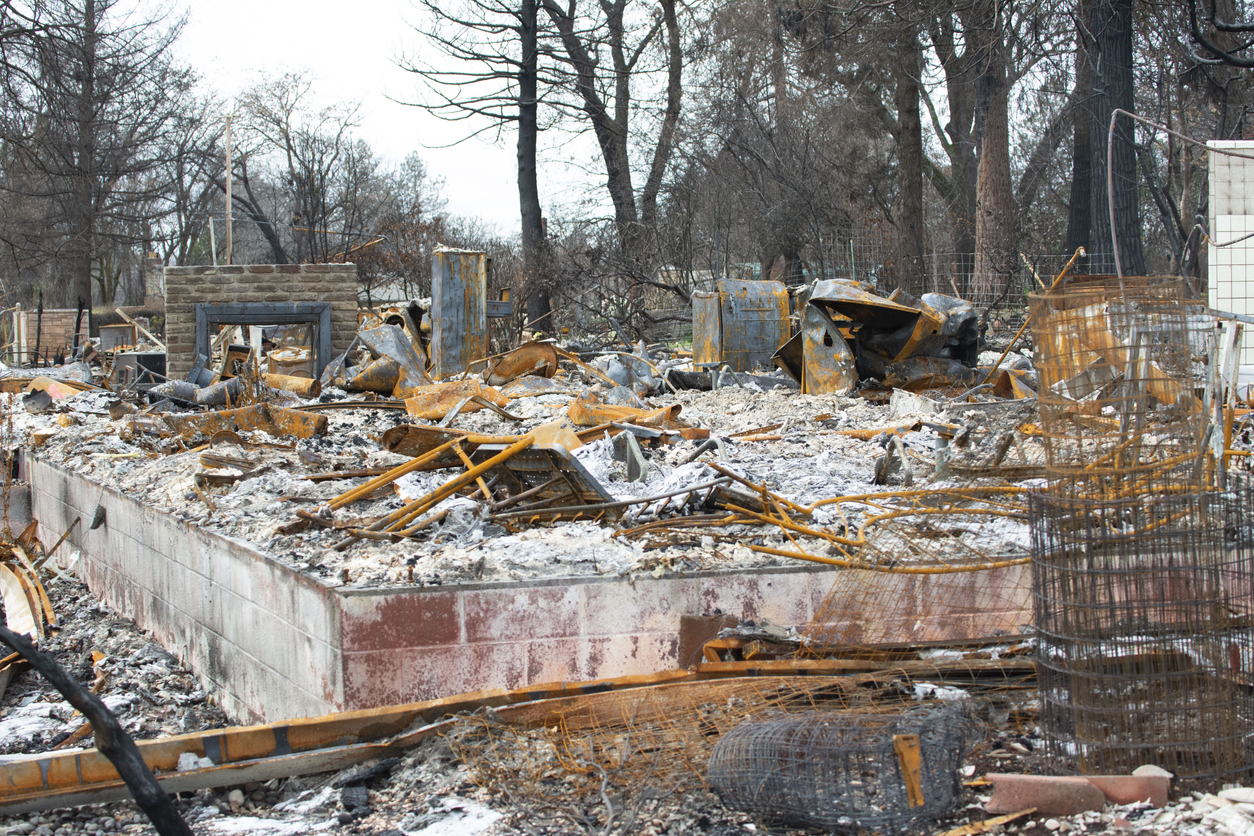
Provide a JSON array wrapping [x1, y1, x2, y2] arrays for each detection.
[[170, 0, 593, 235]]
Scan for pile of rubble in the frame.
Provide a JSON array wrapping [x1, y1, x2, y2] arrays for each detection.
[[1, 268, 1252, 836], [10, 289, 1046, 591]]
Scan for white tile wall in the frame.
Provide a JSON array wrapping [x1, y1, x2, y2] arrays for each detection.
[[1208, 141, 1254, 363]]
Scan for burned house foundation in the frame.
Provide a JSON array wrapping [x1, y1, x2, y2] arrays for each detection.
[[29, 458, 1031, 723]]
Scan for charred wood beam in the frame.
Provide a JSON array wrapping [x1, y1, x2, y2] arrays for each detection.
[[0, 625, 192, 836]]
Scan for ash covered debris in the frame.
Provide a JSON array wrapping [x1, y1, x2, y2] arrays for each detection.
[[2, 258, 1253, 836], [0, 547, 229, 759], [0, 269, 1056, 618]]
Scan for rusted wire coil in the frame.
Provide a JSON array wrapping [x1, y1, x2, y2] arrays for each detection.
[[1030, 483, 1254, 779], [707, 704, 970, 833]]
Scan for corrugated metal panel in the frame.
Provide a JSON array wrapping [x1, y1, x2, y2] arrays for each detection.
[[692, 291, 721, 366], [431, 250, 489, 378], [716, 279, 789, 372]]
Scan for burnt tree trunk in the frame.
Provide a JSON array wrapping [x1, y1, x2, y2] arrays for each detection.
[[891, 22, 926, 297], [1088, 0, 1145, 276], [1063, 0, 1094, 269], [518, 0, 550, 334], [68, 0, 100, 310], [973, 29, 1016, 304], [928, 12, 979, 296]]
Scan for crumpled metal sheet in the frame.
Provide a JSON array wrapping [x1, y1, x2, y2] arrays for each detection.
[[357, 325, 432, 397], [161, 403, 328, 441], [347, 356, 401, 394], [882, 356, 979, 390], [485, 341, 558, 386], [567, 393, 686, 429], [382, 425, 491, 458], [800, 280, 980, 388], [591, 353, 660, 397], [320, 325, 432, 398], [162, 404, 328, 441], [404, 379, 510, 421], [799, 303, 857, 395]]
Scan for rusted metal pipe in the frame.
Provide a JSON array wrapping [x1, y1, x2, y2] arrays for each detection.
[[193, 377, 242, 406], [488, 477, 729, 521], [262, 373, 320, 398], [452, 441, 493, 501], [389, 436, 536, 536], [326, 438, 462, 511], [334, 436, 535, 549]]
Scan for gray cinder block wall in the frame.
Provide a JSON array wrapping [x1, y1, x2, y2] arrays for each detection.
[[163, 264, 359, 380]]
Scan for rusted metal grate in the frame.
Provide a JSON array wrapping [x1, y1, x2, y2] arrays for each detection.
[[1028, 274, 1254, 779], [1028, 277, 1206, 499]]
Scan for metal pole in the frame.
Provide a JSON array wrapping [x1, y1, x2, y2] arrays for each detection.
[[224, 115, 233, 265], [1107, 110, 1122, 281]]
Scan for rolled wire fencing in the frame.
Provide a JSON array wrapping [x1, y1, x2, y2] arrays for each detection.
[[1028, 275, 1254, 780], [1030, 486, 1254, 779], [707, 704, 971, 833]]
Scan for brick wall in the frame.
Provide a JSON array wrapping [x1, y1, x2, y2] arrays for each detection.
[[163, 264, 358, 380], [18, 309, 84, 361]]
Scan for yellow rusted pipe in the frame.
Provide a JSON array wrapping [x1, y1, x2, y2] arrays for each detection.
[[749, 543, 1030, 574], [452, 441, 493, 501], [262, 373, 321, 398], [327, 438, 462, 510], [389, 436, 534, 536], [334, 436, 534, 549]]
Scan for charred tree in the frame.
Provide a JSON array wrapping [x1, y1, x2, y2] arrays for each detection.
[[1063, 0, 1094, 268], [542, 0, 682, 268], [0, 625, 192, 836], [971, 3, 1016, 304], [1088, 0, 1145, 276], [890, 21, 926, 297]]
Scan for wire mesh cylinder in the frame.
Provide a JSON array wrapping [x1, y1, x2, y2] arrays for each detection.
[[1030, 484, 1254, 779], [1028, 277, 1205, 499], [707, 706, 969, 833]]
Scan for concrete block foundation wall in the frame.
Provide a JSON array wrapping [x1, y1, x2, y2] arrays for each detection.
[[31, 459, 340, 722], [30, 459, 1033, 723], [163, 264, 359, 380]]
